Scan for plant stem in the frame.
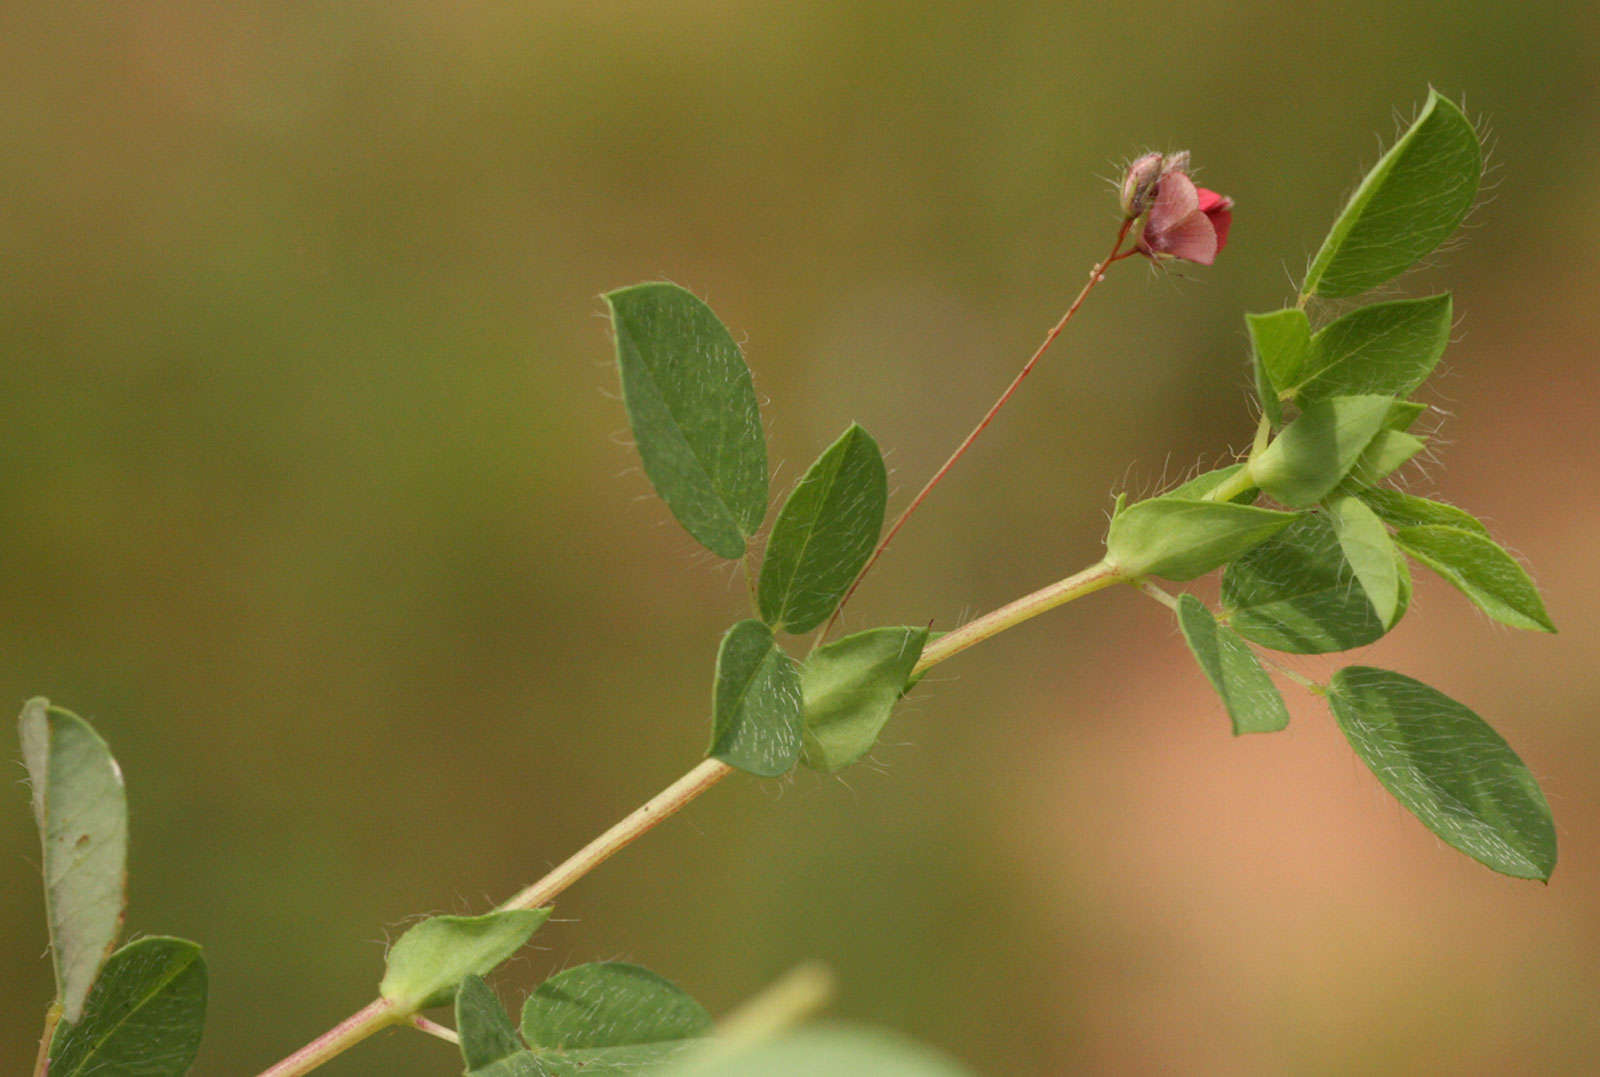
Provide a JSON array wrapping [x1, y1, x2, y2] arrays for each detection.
[[32, 1003, 60, 1077], [257, 998, 404, 1077], [258, 759, 734, 1076], [497, 756, 732, 913], [409, 1015, 460, 1044], [913, 559, 1127, 675], [819, 219, 1135, 645], [260, 559, 1134, 1075]]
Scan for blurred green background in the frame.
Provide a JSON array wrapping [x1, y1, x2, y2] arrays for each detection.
[[5, 3, 1598, 1073]]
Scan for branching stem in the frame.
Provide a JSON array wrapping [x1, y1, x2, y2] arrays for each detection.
[[818, 219, 1136, 645]]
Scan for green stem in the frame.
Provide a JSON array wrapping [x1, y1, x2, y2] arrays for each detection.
[[496, 757, 732, 913], [258, 553, 1128, 1074], [409, 1015, 460, 1044], [256, 998, 405, 1077], [913, 559, 1127, 675], [1206, 459, 1260, 504], [33, 1002, 60, 1077]]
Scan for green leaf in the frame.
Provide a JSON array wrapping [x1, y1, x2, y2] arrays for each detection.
[[1165, 463, 1258, 504], [1394, 525, 1555, 632], [606, 283, 768, 559], [1356, 487, 1489, 533], [48, 937, 207, 1077], [1346, 429, 1425, 486], [380, 909, 551, 1011], [800, 626, 930, 771], [757, 424, 887, 634], [1249, 394, 1393, 508], [1328, 667, 1556, 879], [1175, 595, 1290, 735], [670, 1023, 975, 1077], [1246, 308, 1311, 426], [1105, 495, 1301, 581], [1289, 294, 1453, 405], [1221, 512, 1393, 653], [19, 698, 128, 1022], [1325, 494, 1402, 627], [1302, 90, 1481, 298], [1381, 401, 1429, 431], [520, 962, 711, 1072], [457, 975, 543, 1077], [709, 620, 804, 777]]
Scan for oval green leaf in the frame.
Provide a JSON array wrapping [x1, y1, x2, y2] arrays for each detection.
[[457, 975, 541, 1076], [1329, 667, 1556, 879], [1249, 394, 1394, 508], [1289, 294, 1453, 405], [800, 626, 930, 771], [1221, 512, 1392, 653], [1302, 90, 1481, 299], [19, 698, 128, 1022], [709, 619, 804, 777], [1175, 595, 1290, 735], [1246, 308, 1311, 426], [380, 909, 551, 1011], [521, 962, 711, 1064], [1395, 525, 1555, 632], [1356, 487, 1488, 533], [758, 423, 887, 634], [1105, 495, 1301, 581], [48, 937, 207, 1077], [1326, 494, 1402, 627], [606, 283, 768, 559]]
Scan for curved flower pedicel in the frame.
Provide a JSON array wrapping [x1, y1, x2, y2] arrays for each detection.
[[1124, 154, 1233, 265]]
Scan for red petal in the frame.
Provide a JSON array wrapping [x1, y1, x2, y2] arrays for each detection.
[[1146, 171, 1199, 236], [1196, 189, 1233, 251], [1156, 211, 1219, 265]]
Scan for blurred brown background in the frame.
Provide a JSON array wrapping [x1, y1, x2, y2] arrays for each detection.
[[4, 3, 1598, 1074]]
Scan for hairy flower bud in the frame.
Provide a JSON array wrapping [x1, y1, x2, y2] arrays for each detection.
[[1119, 152, 1165, 219]]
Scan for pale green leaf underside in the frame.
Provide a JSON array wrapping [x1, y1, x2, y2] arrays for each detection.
[[1347, 429, 1426, 486], [1326, 494, 1402, 627], [1329, 667, 1556, 879], [380, 909, 551, 1011], [1105, 495, 1301, 581], [1395, 525, 1555, 632], [19, 698, 128, 1022], [1302, 90, 1481, 298], [49, 937, 207, 1077], [758, 423, 887, 634], [709, 619, 804, 777], [607, 283, 768, 559], [800, 626, 930, 771], [1250, 394, 1393, 508], [1175, 595, 1290, 734], [1246, 307, 1310, 427]]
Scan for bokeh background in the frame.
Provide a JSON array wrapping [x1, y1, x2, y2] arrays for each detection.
[[4, 3, 1598, 1073]]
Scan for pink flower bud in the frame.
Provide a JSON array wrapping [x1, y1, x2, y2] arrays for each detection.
[[1119, 152, 1165, 219], [1135, 167, 1234, 266]]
